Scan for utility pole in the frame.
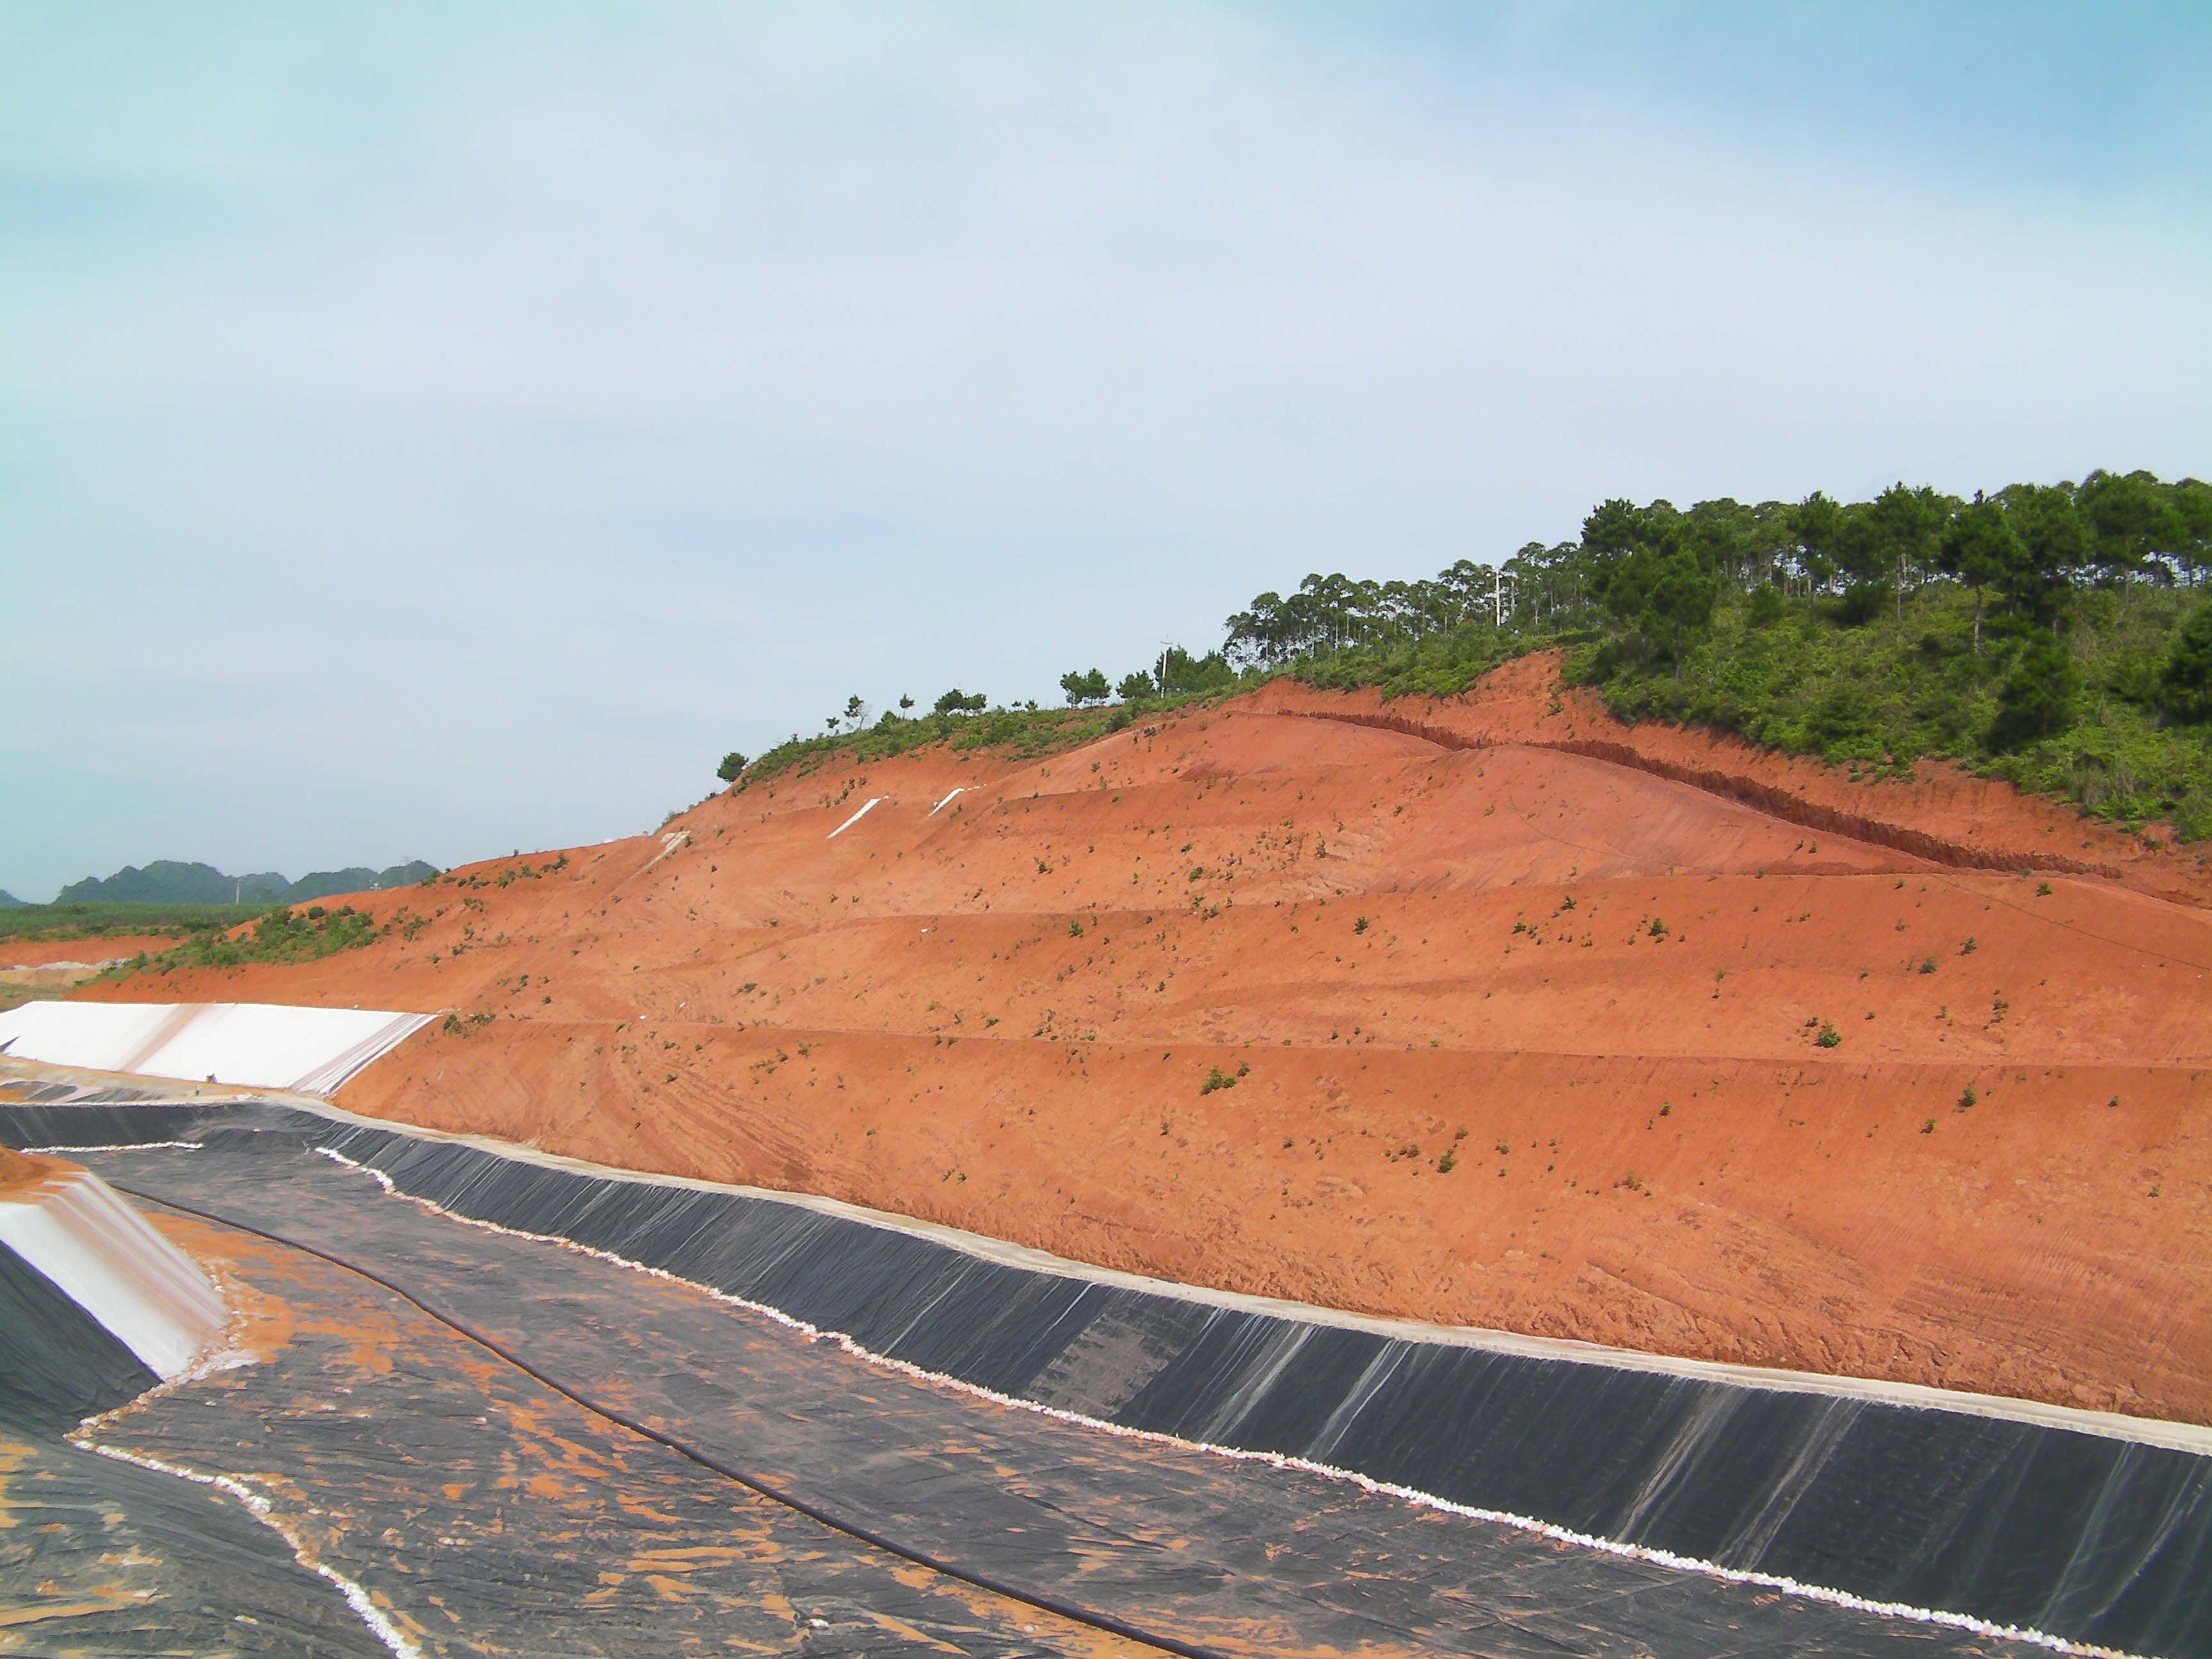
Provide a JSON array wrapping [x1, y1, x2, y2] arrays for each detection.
[[1158, 636, 1172, 693], [1493, 566, 1507, 629]]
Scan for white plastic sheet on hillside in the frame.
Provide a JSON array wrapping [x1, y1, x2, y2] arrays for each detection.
[[0, 1166, 225, 1377], [0, 1002, 434, 1094]]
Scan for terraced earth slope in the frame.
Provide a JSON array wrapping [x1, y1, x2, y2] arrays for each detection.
[[80, 653, 2212, 1423]]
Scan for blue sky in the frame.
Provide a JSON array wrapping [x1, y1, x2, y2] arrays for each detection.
[[4, 3, 2208, 900]]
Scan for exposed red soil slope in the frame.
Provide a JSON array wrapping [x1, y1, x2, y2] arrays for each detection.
[[79, 655, 2212, 1423]]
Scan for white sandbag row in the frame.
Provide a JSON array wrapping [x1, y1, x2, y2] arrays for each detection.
[[0, 1162, 226, 1378], [0, 1002, 435, 1094]]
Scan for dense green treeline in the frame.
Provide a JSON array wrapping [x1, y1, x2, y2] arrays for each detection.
[[1230, 470, 2212, 837]]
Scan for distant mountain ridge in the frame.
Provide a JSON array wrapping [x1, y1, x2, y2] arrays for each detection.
[[54, 859, 438, 906]]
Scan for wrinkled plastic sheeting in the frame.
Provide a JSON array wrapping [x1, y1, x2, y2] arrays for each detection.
[[0, 1163, 224, 1379], [0, 1001, 433, 1093]]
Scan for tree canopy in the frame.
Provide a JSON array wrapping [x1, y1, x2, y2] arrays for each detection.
[[1059, 667, 1110, 705]]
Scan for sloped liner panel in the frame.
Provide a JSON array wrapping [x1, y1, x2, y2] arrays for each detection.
[[0, 1146, 227, 1425], [0, 1235, 161, 1431], [0, 1167, 227, 1379], [0, 1002, 433, 1094]]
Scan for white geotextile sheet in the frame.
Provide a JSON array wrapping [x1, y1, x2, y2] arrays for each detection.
[[0, 1001, 434, 1094], [0, 1168, 226, 1377]]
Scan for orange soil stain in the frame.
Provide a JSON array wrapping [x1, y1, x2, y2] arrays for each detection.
[[0, 1148, 83, 1201]]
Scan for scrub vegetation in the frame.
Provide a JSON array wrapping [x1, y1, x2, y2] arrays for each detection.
[[110, 904, 383, 976]]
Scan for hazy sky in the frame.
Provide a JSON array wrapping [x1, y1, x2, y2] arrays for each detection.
[[5, 3, 2208, 900]]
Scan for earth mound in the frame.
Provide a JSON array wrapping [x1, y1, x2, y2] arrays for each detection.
[[77, 653, 2212, 1422]]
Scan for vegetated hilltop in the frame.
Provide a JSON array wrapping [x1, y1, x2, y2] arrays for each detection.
[[56, 858, 437, 907], [78, 653, 2212, 1425], [735, 470, 2212, 844], [1228, 469, 2212, 839]]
